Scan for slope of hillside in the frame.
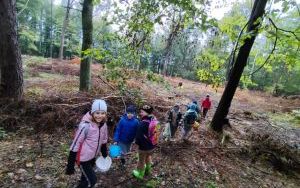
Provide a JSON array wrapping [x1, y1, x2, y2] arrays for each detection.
[[0, 57, 299, 188]]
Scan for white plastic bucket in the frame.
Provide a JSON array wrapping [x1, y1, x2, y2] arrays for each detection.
[[96, 156, 112, 173]]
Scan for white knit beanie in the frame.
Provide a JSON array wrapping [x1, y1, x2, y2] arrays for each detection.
[[91, 99, 107, 114]]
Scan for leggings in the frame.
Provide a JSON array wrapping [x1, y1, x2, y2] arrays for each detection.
[[77, 159, 97, 188], [202, 108, 209, 118]]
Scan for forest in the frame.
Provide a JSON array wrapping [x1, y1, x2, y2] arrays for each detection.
[[0, 0, 299, 187]]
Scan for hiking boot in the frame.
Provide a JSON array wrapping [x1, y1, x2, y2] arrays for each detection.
[[132, 169, 145, 180], [144, 163, 152, 176]]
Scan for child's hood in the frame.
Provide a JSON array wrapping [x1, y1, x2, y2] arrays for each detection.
[[81, 112, 93, 123]]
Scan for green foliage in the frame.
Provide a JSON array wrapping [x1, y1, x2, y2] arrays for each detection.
[[204, 181, 218, 188], [240, 75, 257, 89], [146, 71, 164, 83], [16, 0, 300, 95], [23, 55, 47, 68], [196, 50, 225, 87], [17, 0, 81, 58], [145, 178, 161, 188], [269, 111, 300, 128], [0, 127, 7, 140]]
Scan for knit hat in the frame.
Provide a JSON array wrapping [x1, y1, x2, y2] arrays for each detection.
[[126, 105, 136, 114], [91, 99, 107, 114], [141, 104, 154, 114]]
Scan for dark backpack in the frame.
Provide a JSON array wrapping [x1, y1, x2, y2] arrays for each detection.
[[184, 111, 197, 125]]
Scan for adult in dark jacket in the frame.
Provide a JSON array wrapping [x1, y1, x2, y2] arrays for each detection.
[[113, 105, 139, 166], [133, 105, 156, 180], [167, 104, 182, 138]]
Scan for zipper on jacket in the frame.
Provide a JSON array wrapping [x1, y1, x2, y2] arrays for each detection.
[[94, 126, 101, 158]]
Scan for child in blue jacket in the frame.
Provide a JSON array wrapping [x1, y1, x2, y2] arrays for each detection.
[[113, 105, 139, 166]]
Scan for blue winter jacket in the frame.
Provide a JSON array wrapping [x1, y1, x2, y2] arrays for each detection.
[[113, 114, 139, 144]]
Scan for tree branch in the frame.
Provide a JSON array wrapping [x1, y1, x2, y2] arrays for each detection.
[[268, 18, 300, 41], [226, 21, 249, 78], [17, 0, 30, 16], [249, 25, 278, 76]]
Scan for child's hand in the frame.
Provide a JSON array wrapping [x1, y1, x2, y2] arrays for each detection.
[[101, 144, 108, 158], [65, 151, 76, 175], [65, 165, 75, 175]]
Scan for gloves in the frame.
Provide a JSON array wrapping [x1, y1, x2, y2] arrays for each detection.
[[101, 144, 108, 158], [65, 151, 77, 175]]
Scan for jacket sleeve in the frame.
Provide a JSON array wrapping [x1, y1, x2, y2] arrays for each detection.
[[135, 122, 145, 145], [167, 111, 172, 122], [70, 123, 89, 152], [102, 125, 108, 144], [113, 119, 123, 142]]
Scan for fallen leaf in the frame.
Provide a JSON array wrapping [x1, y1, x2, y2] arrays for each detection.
[[16, 168, 27, 174], [35, 174, 44, 180], [26, 162, 33, 168], [7, 172, 14, 179]]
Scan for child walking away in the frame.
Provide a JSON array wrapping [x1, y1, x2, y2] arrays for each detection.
[[113, 105, 139, 167], [182, 103, 198, 141], [167, 104, 182, 139], [65, 99, 108, 188], [188, 100, 200, 114], [133, 105, 159, 180], [201, 94, 212, 119]]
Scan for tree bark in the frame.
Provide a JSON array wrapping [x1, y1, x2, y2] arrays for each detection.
[[0, 0, 23, 101], [80, 0, 93, 91], [58, 0, 72, 60], [211, 0, 268, 132]]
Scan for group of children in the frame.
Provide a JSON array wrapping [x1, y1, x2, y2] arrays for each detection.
[[65, 99, 157, 187], [166, 94, 212, 141], [65, 95, 212, 188]]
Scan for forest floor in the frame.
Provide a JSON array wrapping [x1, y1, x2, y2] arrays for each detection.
[[0, 56, 299, 188]]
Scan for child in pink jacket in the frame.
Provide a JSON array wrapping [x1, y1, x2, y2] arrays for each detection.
[[65, 99, 108, 188]]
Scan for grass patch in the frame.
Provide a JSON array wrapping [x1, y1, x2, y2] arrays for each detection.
[[204, 181, 218, 188], [269, 110, 300, 128], [23, 55, 47, 68], [25, 87, 46, 97]]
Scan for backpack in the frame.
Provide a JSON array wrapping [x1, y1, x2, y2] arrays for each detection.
[[184, 111, 197, 125], [143, 117, 160, 146]]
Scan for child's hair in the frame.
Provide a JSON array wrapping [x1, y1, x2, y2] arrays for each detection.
[[141, 105, 154, 114]]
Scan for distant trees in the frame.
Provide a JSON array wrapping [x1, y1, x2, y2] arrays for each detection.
[[0, 0, 23, 101], [16, 0, 81, 58], [12, 0, 299, 95]]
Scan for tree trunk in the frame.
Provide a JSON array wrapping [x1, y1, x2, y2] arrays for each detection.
[[49, 0, 53, 58], [0, 0, 23, 101], [210, 0, 268, 132], [80, 0, 93, 91], [59, 0, 72, 60]]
